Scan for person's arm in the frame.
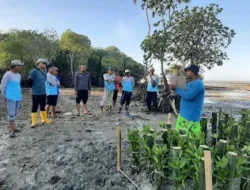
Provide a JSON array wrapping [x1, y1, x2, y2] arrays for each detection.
[[121, 77, 125, 86], [176, 80, 203, 100], [56, 77, 60, 86], [28, 69, 36, 87], [0, 72, 10, 98], [47, 73, 57, 86], [74, 73, 78, 92], [88, 73, 91, 91], [132, 77, 135, 87]]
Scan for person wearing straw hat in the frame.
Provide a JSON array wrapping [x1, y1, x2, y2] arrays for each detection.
[[169, 64, 205, 134], [0, 60, 24, 138], [100, 66, 115, 113], [29, 58, 52, 128], [146, 66, 159, 114], [118, 69, 134, 115]]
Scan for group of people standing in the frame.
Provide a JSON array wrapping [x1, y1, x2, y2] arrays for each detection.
[[0, 59, 60, 137], [0, 58, 205, 137]]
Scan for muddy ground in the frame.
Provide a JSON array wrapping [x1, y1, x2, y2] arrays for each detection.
[[0, 82, 250, 190]]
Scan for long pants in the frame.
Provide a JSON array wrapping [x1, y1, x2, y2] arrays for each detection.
[[32, 94, 46, 113], [100, 89, 113, 107], [120, 91, 132, 107], [146, 91, 157, 112]]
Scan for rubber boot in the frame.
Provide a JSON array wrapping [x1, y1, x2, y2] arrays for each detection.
[[40, 111, 52, 124], [31, 113, 37, 128]]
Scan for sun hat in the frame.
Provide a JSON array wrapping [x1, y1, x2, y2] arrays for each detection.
[[11, 60, 24, 66], [36, 58, 49, 65]]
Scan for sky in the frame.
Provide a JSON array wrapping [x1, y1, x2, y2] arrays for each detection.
[[0, 0, 249, 81]]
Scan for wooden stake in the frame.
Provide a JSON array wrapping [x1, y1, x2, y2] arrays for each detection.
[[204, 150, 213, 190], [117, 126, 121, 171]]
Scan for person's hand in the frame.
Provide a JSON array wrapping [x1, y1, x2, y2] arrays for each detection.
[[169, 82, 178, 90]]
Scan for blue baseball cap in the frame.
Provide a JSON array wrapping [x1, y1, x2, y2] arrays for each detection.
[[108, 66, 113, 71]]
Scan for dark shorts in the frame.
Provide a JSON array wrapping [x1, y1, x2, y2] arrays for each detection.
[[113, 89, 118, 101], [76, 90, 88, 104], [47, 95, 58, 106]]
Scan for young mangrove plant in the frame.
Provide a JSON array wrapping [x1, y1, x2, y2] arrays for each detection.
[[170, 147, 190, 190], [152, 145, 169, 190], [240, 145, 250, 190], [128, 128, 141, 172]]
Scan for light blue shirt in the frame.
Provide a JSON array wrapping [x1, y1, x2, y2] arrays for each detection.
[[176, 79, 205, 122], [103, 73, 115, 91], [122, 76, 135, 92], [0, 71, 22, 101], [147, 74, 159, 92], [45, 73, 60, 95]]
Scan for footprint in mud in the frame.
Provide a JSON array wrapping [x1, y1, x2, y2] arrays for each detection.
[[49, 175, 61, 184]]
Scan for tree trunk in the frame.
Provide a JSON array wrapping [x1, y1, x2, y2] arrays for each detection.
[[69, 52, 74, 78], [160, 57, 169, 92]]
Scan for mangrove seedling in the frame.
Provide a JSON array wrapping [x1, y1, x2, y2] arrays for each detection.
[[128, 129, 141, 170]]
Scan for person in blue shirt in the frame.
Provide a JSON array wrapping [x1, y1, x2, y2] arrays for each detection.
[[118, 69, 135, 115], [146, 67, 159, 114], [45, 66, 60, 119], [0, 60, 23, 138], [29, 58, 52, 128], [100, 66, 115, 112], [170, 64, 205, 134]]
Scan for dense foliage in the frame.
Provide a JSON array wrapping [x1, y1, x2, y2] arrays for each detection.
[[0, 29, 144, 87]]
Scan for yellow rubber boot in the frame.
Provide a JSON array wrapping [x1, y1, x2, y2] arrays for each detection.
[[31, 113, 37, 128], [40, 111, 52, 124]]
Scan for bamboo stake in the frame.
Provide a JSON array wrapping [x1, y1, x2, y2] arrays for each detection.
[[199, 158, 205, 190], [117, 126, 121, 171], [204, 150, 213, 190], [230, 124, 238, 142], [217, 139, 228, 158], [227, 151, 238, 190], [211, 112, 217, 134], [218, 119, 224, 139]]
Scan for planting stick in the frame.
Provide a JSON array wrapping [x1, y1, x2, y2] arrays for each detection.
[[218, 119, 224, 139], [219, 107, 222, 120], [118, 169, 139, 189], [167, 113, 172, 124], [246, 121, 250, 140], [211, 112, 218, 134], [117, 126, 121, 171], [204, 151, 213, 190], [224, 113, 229, 124], [217, 139, 228, 158], [240, 156, 250, 190], [227, 151, 238, 190], [146, 133, 154, 149], [230, 124, 238, 142], [172, 146, 182, 157], [199, 158, 205, 190], [200, 118, 208, 138]]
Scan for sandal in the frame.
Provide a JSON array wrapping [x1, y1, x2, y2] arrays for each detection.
[[9, 134, 15, 138], [84, 112, 92, 115]]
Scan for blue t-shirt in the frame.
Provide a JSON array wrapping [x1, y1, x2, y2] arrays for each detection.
[[29, 69, 47, 95], [176, 79, 205, 122], [122, 76, 134, 92], [147, 74, 159, 92], [103, 73, 115, 91]]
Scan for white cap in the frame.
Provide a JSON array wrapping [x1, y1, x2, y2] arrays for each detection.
[[125, 69, 130, 74], [11, 60, 24, 66]]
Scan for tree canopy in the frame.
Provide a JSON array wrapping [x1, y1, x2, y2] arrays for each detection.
[[0, 29, 144, 87]]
